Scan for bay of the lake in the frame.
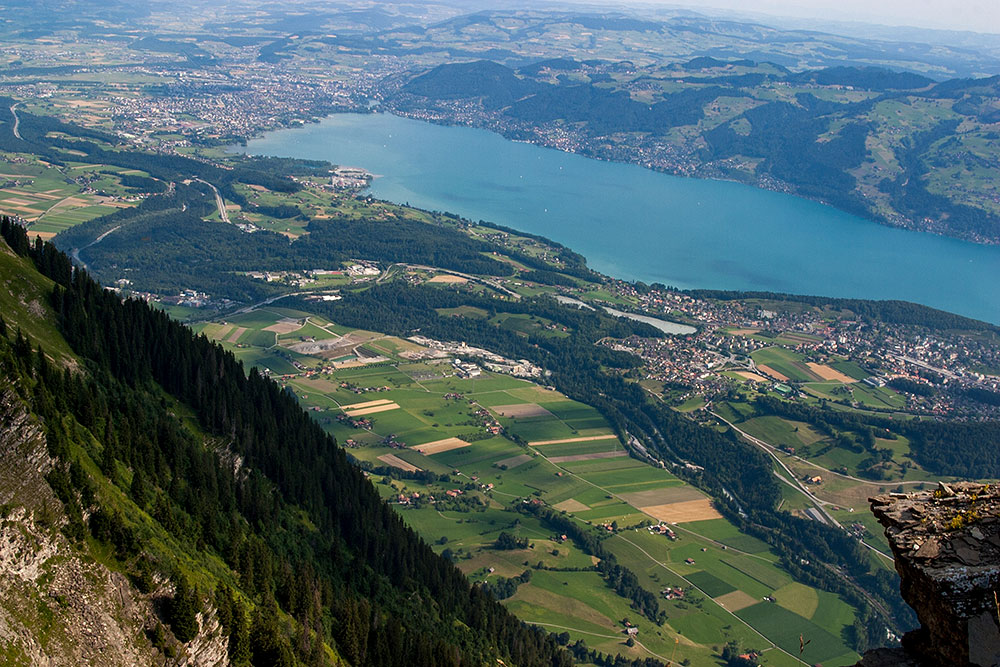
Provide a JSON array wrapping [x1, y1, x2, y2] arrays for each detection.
[[240, 113, 1000, 324]]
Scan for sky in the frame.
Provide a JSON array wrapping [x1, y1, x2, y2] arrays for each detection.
[[594, 0, 1000, 35]]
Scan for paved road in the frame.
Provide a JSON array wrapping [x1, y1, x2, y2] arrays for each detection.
[[10, 103, 21, 140], [70, 225, 121, 271], [712, 411, 895, 563], [193, 178, 229, 223]]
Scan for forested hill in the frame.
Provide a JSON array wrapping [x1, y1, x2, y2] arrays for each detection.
[[0, 219, 602, 666], [386, 59, 1000, 243]]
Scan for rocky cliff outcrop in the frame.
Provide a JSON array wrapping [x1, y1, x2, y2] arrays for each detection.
[[861, 482, 1000, 667], [0, 386, 229, 665]]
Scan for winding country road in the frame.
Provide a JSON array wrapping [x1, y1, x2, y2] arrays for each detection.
[[9, 103, 21, 140]]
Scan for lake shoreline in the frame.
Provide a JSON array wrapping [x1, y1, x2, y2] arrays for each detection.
[[239, 113, 1000, 324], [378, 109, 996, 247]]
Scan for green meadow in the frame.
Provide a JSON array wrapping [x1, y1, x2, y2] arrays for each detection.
[[200, 304, 860, 666]]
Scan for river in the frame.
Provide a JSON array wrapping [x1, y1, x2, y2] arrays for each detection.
[[239, 113, 1000, 324]]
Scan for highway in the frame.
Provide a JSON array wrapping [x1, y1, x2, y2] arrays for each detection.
[[193, 178, 229, 223], [9, 103, 21, 140]]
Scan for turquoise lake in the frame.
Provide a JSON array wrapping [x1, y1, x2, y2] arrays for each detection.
[[241, 113, 1000, 324]]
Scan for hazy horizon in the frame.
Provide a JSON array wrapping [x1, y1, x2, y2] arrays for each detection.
[[559, 0, 1000, 36]]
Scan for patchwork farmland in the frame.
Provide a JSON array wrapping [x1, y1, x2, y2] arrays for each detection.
[[193, 306, 859, 667]]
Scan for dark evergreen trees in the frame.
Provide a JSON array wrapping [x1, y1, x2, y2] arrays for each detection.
[[166, 574, 200, 644]]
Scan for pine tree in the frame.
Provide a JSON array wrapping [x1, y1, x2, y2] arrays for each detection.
[[166, 574, 200, 643], [130, 469, 150, 509]]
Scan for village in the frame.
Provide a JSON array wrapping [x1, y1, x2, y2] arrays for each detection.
[[550, 276, 1000, 418]]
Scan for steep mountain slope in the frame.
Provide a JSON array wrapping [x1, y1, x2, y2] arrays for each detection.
[[0, 220, 576, 666]]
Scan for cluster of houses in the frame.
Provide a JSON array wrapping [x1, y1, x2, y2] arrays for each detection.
[[647, 523, 677, 539], [395, 491, 422, 506], [467, 475, 495, 492], [661, 586, 685, 600], [621, 619, 639, 636], [394, 488, 472, 506], [381, 434, 405, 448], [473, 407, 503, 435], [335, 413, 373, 430], [338, 381, 391, 395]]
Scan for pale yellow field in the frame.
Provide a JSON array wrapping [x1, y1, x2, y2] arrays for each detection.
[[202, 324, 234, 341], [640, 499, 722, 523], [340, 398, 394, 410], [732, 371, 769, 383], [756, 364, 789, 382], [263, 319, 302, 334], [2, 188, 60, 200], [48, 196, 87, 210], [553, 498, 591, 512], [345, 403, 400, 417], [377, 453, 420, 472], [806, 362, 855, 383], [714, 590, 759, 612], [411, 437, 470, 455], [427, 274, 468, 284]]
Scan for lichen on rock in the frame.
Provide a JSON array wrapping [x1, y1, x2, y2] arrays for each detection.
[[867, 482, 1000, 667]]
